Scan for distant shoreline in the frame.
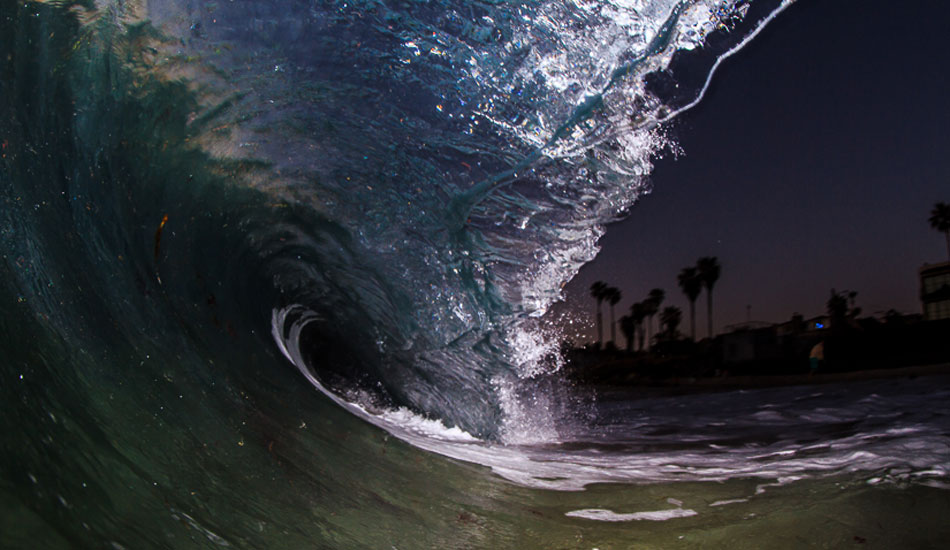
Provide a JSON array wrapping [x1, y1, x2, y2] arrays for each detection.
[[580, 362, 950, 393]]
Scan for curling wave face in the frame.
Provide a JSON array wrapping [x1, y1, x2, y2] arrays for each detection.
[[0, 0, 856, 460], [122, 0, 789, 437]]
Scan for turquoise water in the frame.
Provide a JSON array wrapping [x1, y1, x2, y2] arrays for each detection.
[[2, 1, 948, 548]]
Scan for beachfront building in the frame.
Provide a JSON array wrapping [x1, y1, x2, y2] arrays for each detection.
[[920, 261, 950, 321], [774, 315, 830, 336], [721, 322, 776, 364]]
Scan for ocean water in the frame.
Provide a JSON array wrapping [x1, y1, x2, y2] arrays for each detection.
[[2, 0, 949, 548]]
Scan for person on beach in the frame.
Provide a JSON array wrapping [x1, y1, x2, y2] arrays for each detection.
[[809, 341, 825, 375]]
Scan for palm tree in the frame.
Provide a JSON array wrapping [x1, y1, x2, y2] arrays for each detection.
[[590, 281, 607, 346], [827, 288, 860, 329], [645, 288, 665, 349], [677, 267, 702, 341], [619, 314, 635, 352], [696, 257, 721, 339], [631, 301, 648, 352], [930, 202, 950, 261], [659, 306, 683, 341], [606, 287, 622, 347], [827, 288, 848, 328]]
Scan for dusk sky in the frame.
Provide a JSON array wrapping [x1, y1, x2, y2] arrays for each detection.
[[556, 0, 950, 344]]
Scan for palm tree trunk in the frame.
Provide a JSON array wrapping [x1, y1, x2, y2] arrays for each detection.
[[645, 314, 652, 349], [689, 299, 696, 341], [596, 308, 603, 346], [706, 291, 714, 339], [609, 305, 616, 346]]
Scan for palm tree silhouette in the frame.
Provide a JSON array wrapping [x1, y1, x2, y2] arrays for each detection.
[[606, 287, 622, 347], [590, 281, 608, 346], [827, 288, 860, 328], [677, 267, 702, 341], [645, 288, 665, 349], [930, 202, 950, 261], [696, 257, 721, 339], [827, 289, 848, 328], [619, 314, 635, 352], [631, 301, 648, 352], [659, 306, 683, 341]]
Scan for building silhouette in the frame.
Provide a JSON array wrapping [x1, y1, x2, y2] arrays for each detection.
[[920, 261, 950, 320]]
